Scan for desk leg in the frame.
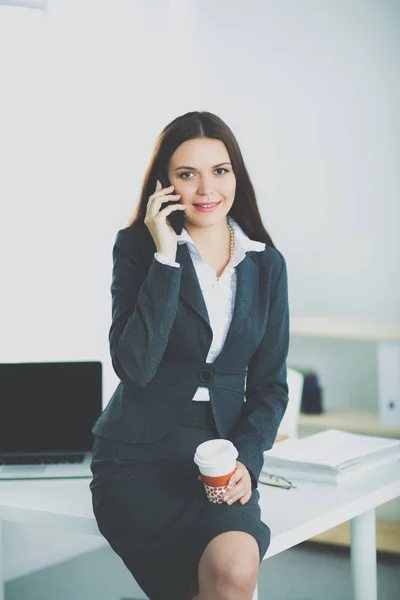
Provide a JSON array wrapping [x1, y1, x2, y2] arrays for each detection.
[[251, 581, 258, 600], [350, 508, 377, 600], [0, 520, 4, 600]]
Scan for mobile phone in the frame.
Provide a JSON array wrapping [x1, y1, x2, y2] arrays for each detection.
[[157, 170, 185, 235]]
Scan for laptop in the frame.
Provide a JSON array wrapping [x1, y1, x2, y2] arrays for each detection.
[[0, 361, 102, 480]]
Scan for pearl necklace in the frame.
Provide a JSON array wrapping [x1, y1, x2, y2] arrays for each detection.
[[228, 222, 235, 259], [215, 222, 234, 282]]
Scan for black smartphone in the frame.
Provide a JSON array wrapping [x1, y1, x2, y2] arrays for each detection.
[[157, 170, 185, 235]]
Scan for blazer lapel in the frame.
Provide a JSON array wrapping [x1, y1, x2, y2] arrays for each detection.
[[176, 243, 259, 349], [221, 253, 258, 352], [177, 243, 210, 328]]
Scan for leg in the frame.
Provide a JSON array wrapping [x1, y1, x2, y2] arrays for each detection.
[[350, 508, 377, 600], [193, 531, 260, 600]]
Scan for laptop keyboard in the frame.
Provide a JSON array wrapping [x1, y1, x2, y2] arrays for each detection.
[[1, 454, 86, 465]]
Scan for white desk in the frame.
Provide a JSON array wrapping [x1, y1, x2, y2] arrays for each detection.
[[1, 459, 399, 600]]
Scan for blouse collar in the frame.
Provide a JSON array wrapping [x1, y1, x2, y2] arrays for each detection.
[[177, 215, 265, 267]]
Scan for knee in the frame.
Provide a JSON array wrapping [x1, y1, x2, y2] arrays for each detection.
[[197, 532, 260, 598], [208, 553, 259, 595]]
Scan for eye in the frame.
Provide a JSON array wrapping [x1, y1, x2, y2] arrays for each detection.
[[179, 168, 230, 179]]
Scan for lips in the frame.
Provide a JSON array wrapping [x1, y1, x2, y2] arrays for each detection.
[[193, 201, 222, 212]]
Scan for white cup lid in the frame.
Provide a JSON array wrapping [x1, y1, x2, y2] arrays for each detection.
[[194, 439, 238, 468]]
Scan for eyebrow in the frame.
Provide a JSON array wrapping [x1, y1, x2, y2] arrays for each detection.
[[173, 162, 232, 171]]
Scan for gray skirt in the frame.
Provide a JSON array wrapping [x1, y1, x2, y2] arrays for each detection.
[[89, 400, 271, 600]]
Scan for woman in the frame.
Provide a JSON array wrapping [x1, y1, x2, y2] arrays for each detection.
[[89, 111, 289, 600]]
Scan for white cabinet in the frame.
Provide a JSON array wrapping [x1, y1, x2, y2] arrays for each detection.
[[290, 318, 400, 553]]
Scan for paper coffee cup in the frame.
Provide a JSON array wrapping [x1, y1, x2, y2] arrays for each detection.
[[194, 439, 238, 504]]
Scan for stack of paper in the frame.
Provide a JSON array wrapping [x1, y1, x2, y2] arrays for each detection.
[[262, 429, 400, 484]]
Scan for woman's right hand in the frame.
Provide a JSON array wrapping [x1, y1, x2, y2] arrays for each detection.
[[144, 179, 186, 261]]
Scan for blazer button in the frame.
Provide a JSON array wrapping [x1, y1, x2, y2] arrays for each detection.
[[200, 369, 214, 382]]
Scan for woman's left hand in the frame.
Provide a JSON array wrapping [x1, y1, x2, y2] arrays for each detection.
[[223, 460, 252, 506]]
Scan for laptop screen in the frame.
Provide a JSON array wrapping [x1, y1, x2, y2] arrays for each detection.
[[0, 361, 102, 454]]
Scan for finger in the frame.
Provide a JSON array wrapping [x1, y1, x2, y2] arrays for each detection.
[[235, 491, 251, 505], [240, 490, 252, 504], [158, 202, 186, 216], [151, 184, 176, 203], [149, 195, 181, 218], [157, 195, 181, 206], [153, 179, 166, 196], [228, 473, 242, 487], [223, 488, 244, 505], [154, 193, 182, 212], [226, 481, 252, 500], [228, 465, 242, 487]]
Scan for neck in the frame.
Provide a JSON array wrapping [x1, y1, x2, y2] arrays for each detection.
[[184, 218, 231, 249]]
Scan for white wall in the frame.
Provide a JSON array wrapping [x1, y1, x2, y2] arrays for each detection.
[[1, 0, 399, 595]]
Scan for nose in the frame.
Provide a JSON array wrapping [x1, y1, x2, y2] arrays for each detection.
[[196, 174, 217, 195]]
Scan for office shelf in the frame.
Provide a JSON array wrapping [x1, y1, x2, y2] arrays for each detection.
[[290, 317, 400, 341], [291, 316, 400, 437], [308, 519, 400, 554], [298, 410, 400, 439]]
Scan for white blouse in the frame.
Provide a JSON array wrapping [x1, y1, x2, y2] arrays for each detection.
[[154, 215, 266, 401]]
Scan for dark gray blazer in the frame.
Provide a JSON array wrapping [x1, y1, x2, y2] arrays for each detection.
[[92, 222, 290, 487]]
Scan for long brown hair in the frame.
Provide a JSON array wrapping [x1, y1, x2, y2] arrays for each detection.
[[127, 111, 275, 248]]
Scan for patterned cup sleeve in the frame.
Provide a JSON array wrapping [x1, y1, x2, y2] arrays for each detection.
[[202, 482, 230, 504]]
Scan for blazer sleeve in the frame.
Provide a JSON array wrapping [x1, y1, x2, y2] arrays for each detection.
[[109, 228, 183, 387], [154, 251, 180, 268], [228, 250, 290, 488]]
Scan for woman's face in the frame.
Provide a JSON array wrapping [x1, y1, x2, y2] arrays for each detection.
[[167, 138, 236, 228]]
